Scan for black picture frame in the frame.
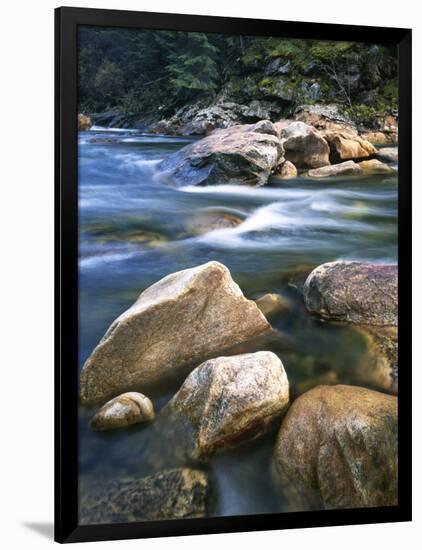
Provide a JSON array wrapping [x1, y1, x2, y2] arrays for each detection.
[[55, 6, 412, 543]]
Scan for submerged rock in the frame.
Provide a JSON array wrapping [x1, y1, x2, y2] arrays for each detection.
[[280, 121, 330, 168], [255, 293, 290, 317], [147, 352, 289, 465], [303, 261, 397, 326], [80, 262, 271, 405], [358, 159, 396, 175], [308, 160, 361, 178], [186, 209, 243, 235], [159, 121, 284, 187], [79, 468, 209, 524], [273, 385, 398, 510], [376, 147, 398, 163], [78, 113, 92, 131], [354, 325, 398, 394], [90, 392, 154, 431], [323, 130, 377, 162]]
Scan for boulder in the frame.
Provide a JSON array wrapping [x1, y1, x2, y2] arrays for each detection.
[[275, 160, 298, 179], [303, 261, 397, 326], [255, 293, 290, 317], [147, 352, 289, 465], [159, 121, 284, 187], [78, 113, 92, 131], [90, 392, 155, 431], [358, 159, 396, 175], [360, 131, 389, 145], [280, 122, 330, 168], [376, 147, 398, 163], [79, 468, 209, 524], [323, 131, 377, 163], [273, 385, 398, 510], [80, 262, 271, 405], [308, 160, 362, 178]]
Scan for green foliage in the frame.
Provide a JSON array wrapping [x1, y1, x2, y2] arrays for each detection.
[[166, 33, 219, 98], [78, 27, 398, 126], [309, 41, 355, 62]]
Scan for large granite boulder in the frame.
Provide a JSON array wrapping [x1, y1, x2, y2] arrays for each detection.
[[323, 130, 377, 163], [90, 392, 155, 431], [273, 385, 398, 510], [80, 262, 271, 406], [146, 352, 289, 466], [79, 468, 209, 524], [160, 120, 284, 186], [280, 121, 330, 168], [303, 261, 397, 326]]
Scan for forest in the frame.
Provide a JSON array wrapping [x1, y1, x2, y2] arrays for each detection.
[[78, 26, 398, 130]]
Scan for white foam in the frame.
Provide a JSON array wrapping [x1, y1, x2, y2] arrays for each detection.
[[79, 251, 138, 269]]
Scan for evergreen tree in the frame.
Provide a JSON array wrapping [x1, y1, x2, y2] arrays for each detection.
[[166, 33, 219, 100]]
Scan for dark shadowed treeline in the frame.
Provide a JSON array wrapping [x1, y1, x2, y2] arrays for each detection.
[[78, 26, 397, 126]]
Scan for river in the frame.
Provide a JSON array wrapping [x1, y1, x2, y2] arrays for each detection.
[[78, 126, 398, 519]]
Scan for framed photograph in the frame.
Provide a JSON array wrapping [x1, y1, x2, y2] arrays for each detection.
[[55, 6, 412, 543]]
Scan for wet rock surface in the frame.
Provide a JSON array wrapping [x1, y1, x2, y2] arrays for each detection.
[[90, 392, 155, 431], [160, 121, 284, 187], [146, 352, 289, 466], [80, 262, 271, 406], [79, 468, 210, 524], [273, 385, 398, 510], [280, 121, 330, 169]]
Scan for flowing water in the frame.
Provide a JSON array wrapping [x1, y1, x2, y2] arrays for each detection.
[[78, 127, 398, 518]]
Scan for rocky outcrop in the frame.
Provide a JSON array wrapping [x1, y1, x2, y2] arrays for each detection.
[[358, 159, 395, 175], [80, 262, 271, 406], [146, 352, 289, 465], [79, 468, 209, 524], [323, 130, 377, 163], [376, 147, 398, 163], [294, 104, 356, 133], [308, 160, 362, 178], [304, 261, 397, 326], [78, 113, 92, 131], [90, 392, 155, 431], [273, 385, 398, 510], [280, 122, 330, 169], [160, 121, 284, 186], [255, 293, 290, 317]]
